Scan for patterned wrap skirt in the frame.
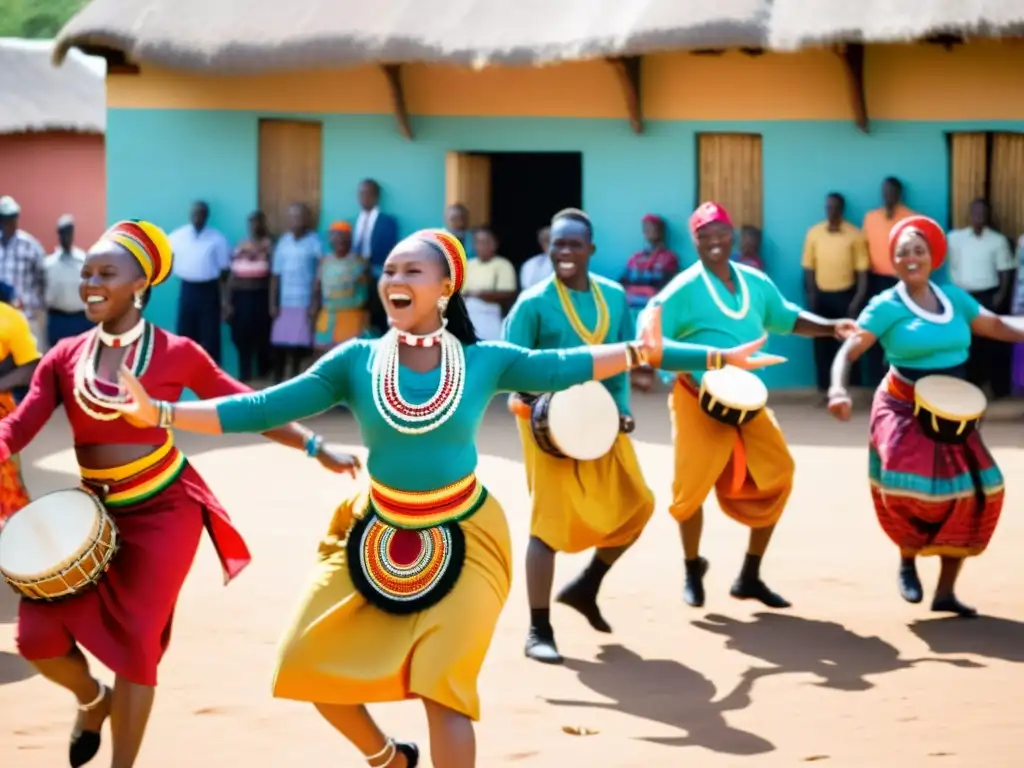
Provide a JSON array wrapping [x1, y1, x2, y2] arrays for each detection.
[[869, 372, 1004, 557], [272, 473, 511, 721]]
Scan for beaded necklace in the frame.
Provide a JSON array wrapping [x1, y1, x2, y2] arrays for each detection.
[[699, 263, 750, 321], [73, 320, 155, 421], [371, 327, 466, 435], [554, 277, 611, 345]]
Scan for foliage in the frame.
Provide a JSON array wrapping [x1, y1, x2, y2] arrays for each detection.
[[0, 0, 89, 40]]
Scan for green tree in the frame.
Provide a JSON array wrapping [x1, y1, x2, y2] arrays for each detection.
[[0, 0, 90, 39]]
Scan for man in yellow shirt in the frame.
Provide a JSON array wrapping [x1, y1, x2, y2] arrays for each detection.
[[861, 177, 917, 384], [802, 193, 869, 395]]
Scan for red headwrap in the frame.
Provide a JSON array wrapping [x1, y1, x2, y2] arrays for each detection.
[[642, 213, 663, 225], [889, 215, 947, 270], [689, 202, 733, 239]]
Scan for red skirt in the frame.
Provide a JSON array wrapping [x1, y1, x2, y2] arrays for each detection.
[[869, 375, 1004, 557], [16, 460, 250, 686]]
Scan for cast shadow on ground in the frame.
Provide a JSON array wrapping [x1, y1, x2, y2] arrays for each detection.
[[0, 651, 35, 686], [909, 616, 1024, 663], [544, 643, 776, 756], [692, 613, 981, 692]]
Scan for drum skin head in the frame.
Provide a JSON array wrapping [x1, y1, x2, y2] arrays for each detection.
[[701, 366, 768, 410], [547, 381, 620, 461], [0, 490, 101, 579], [915, 375, 987, 418]]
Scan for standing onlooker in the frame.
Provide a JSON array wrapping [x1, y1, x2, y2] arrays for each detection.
[[312, 221, 368, 355], [519, 226, 553, 290], [620, 214, 680, 324], [861, 177, 916, 385], [444, 203, 476, 259], [736, 225, 765, 270], [44, 214, 91, 347], [0, 196, 47, 351], [801, 193, 869, 397], [225, 211, 273, 383], [170, 200, 232, 364], [1011, 234, 1024, 394], [270, 203, 321, 382], [947, 198, 1016, 399], [352, 179, 398, 335], [463, 226, 517, 340]]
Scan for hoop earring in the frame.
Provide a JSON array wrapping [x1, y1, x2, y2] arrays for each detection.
[[437, 295, 450, 315], [133, 292, 144, 310]]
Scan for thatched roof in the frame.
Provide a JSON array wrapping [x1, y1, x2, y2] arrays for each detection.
[[52, 0, 1024, 73], [0, 38, 105, 135]]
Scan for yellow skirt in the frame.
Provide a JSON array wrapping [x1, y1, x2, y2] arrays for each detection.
[[516, 417, 655, 553], [668, 378, 794, 528], [272, 484, 511, 721]]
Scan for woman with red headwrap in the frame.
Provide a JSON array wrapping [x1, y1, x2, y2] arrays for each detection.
[[639, 202, 857, 611], [0, 220, 358, 767], [829, 216, 1024, 616]]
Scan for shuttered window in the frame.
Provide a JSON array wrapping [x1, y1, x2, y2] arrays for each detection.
[[948, 131, 1024, 240], [697, 133, 763, 229], [258, 119, 323, 235]]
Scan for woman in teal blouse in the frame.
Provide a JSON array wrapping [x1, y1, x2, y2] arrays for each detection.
[[829, 215, 1024, 618], [115, 228, 781, 768]]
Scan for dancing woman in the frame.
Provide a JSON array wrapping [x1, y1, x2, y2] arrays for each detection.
[[829, 215, 1024, 617], [115, 228, 779, 767], [0, 220, 356, 768]]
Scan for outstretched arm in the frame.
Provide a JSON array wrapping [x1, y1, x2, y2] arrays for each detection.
[[971, 310, 1024, 343]]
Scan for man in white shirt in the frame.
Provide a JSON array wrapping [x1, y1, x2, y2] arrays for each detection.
[[44, 214, 91, 346], [169, 200, 232, 363], [352, 179, 398, 335], [519, 226, 553, 290], [0, 195, 47, 352], [947, 198, 1017, 398]]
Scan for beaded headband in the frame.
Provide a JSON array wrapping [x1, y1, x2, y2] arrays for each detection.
[[100, 220, 174, 287], [414, 228, 468, 294]]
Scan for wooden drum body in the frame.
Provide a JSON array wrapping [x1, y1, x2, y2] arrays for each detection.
[[913, 375, 987, 444], [530, 381, 620, 461], [0, 488, 119, 601], [698, 366, 768, 427]]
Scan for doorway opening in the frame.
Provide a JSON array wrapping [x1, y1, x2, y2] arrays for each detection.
[[445, 151, 583, 271]]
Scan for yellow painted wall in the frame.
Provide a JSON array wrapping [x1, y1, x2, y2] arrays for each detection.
[[107, 40, 1024, 121]]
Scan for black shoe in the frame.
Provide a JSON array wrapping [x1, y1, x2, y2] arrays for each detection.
[[69, 732, 101, 768], [524, 627, 564, 664], [556, 579, 612, 633], [931, 594, 978, 618], [396, 741, 420, 767], [899, 562, 923, 604], [730, 576, 791, 609], [683, 557, 709, 607]]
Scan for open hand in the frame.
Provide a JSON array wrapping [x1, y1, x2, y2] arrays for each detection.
[[636, 305, 664, 368], [316, 444, 362, 478], [834, 319, 858, 341], [722, 336, 787, 370], [827, 388, 853, 421], [114, 367, 159, 426]]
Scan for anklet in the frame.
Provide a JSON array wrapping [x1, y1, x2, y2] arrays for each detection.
[[366, 737, 396, 766], [79, 681, 107, 711]]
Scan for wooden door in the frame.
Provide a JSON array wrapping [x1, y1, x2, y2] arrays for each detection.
[[990, 133, 1024, 241], [948, 132, 988, 229], [445, 152, 492, 228], [258, 120, 323, 236], [697, 134, 763, 229]]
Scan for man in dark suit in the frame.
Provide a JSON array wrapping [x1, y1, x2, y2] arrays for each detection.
[[352, 178, 399, 335]]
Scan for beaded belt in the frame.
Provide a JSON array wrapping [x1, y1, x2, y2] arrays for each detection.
[[368, 473, 486, 530], [79, 435, 186, 509]]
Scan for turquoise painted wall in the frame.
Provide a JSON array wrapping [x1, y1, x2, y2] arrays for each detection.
[[108, 109, 1003, 388]]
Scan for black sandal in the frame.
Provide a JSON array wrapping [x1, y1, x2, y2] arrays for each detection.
[[69, 681, 108, 767], [395, 741, 420, 767]]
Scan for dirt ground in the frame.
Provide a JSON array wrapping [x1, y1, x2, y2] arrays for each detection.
[[2, 393, 1024, 767]]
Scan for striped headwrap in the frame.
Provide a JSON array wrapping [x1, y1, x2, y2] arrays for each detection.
[[100, 220, 174, 287], [415, 228, 468, 294]]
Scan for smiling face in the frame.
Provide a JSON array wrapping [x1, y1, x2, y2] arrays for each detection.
[[80, 242, 149, 324], [379, 239, 452, 334], [694, 220, 734, 267], [893, 230, 931, 289], [549, 217, 595, 285]]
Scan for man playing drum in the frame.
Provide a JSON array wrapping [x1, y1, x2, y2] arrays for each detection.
[[504, 208, 786, 664], [636, 202, 857, 610]]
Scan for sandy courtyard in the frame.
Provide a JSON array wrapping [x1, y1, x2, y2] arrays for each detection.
[[2, 394, 1024, 767]]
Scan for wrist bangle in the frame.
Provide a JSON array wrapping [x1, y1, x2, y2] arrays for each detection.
[[305, 434, 324, 458], [156, 400, 174, 428]]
